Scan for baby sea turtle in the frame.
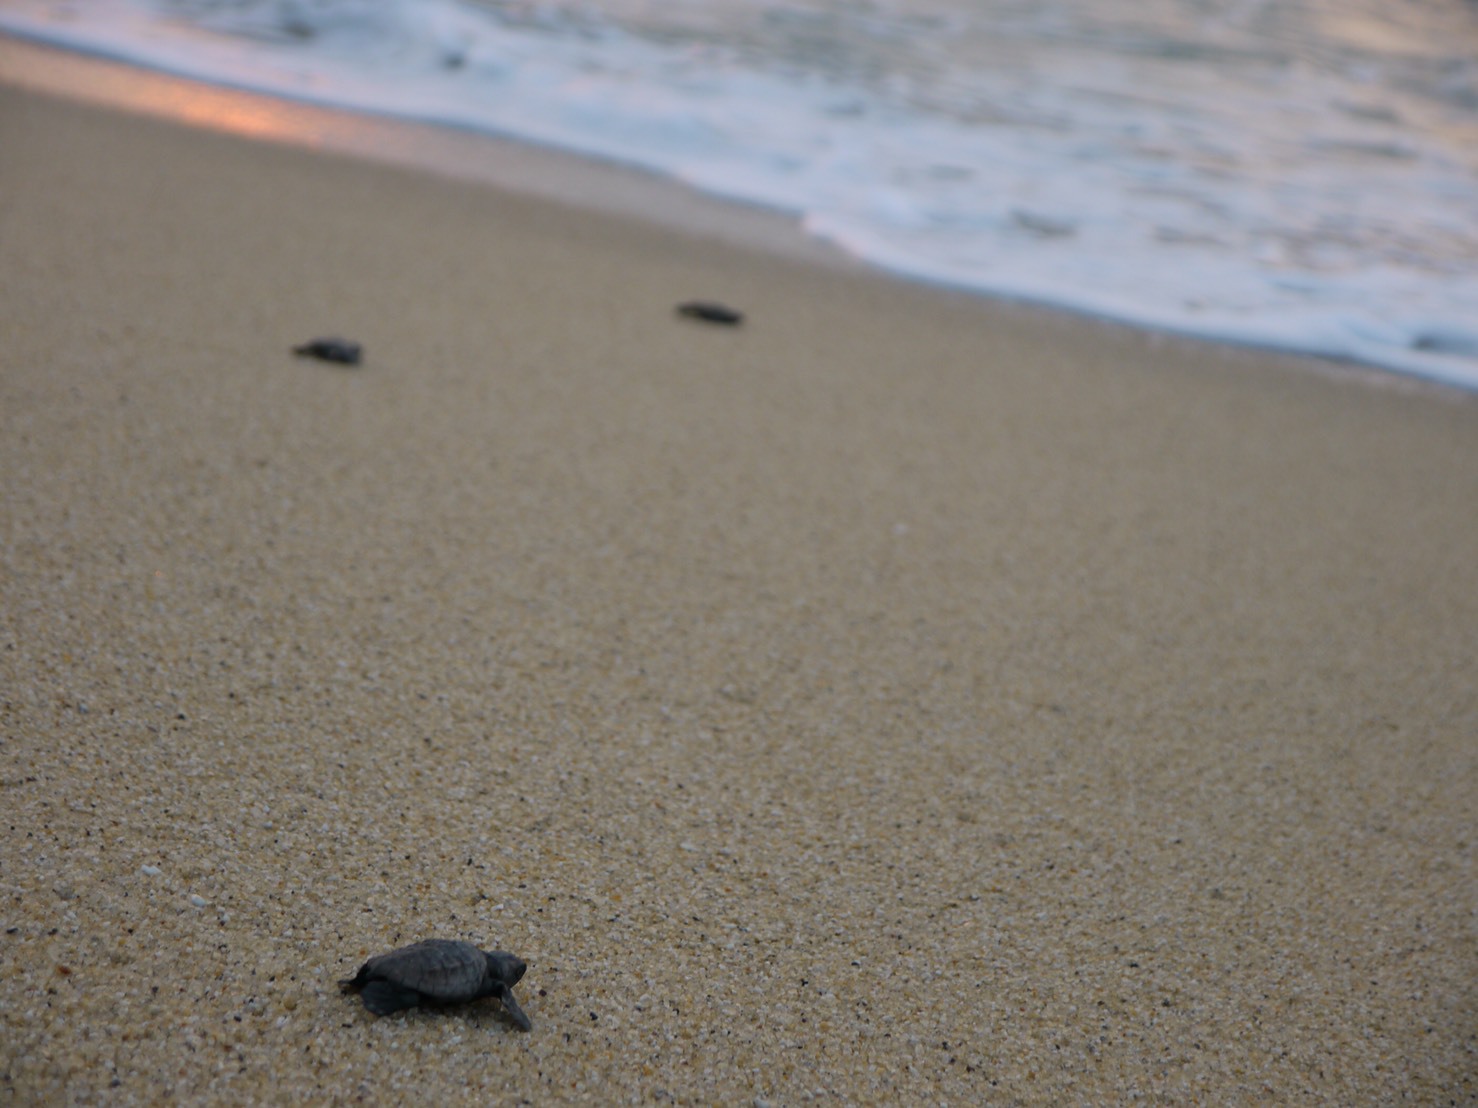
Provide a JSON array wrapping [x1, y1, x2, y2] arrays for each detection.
[[676, 301, 744, 326], [339, 939, 531, 1030], [292, 337, 363, 365]]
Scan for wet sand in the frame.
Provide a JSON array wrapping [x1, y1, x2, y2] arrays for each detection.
[[1, 81, 1474, 1104]]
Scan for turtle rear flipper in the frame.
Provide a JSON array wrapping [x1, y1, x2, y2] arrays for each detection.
[[360, 979, 424, 1016], [495, 984, 532, 1031]]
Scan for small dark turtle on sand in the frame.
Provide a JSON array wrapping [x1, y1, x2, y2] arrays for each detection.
[[676, 301, 744, 326], [293, 337, 363, 365], [340, 939, 532, 1030]]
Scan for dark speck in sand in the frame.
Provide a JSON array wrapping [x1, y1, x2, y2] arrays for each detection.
[[293, 338, 363, 365], [677, 301, 744, 326]]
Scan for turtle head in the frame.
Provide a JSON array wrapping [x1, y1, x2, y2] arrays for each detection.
[[486, 950, 527, 987]]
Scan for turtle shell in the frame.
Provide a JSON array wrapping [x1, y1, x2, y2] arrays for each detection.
[[362, 939, 493, 1003]]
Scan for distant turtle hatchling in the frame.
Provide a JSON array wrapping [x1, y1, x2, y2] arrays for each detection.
[[340, 939, 532, 1030], [293, 337, 363, 365], [676, 300, 744, 326]]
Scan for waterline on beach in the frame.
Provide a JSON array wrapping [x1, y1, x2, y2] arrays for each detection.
[[4, 0, 1476, 388]]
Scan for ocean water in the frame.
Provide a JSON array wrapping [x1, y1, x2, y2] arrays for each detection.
[[4, 0, 1477, 388]]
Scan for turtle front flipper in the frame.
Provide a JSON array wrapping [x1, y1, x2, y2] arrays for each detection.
[[494, 984, 532, 1031], [359, 980, 424, 1016]]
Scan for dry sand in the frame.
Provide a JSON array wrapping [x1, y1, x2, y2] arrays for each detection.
[[1, 78, 1475, 1105]]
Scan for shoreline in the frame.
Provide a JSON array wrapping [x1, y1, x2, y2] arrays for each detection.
[[1, 31, 1471, 401], [0, 33, 859, 274], [2, 74, 1475, 1104]]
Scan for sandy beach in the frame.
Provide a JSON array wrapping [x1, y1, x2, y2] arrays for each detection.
[[1, 72, 1475, 1105]]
